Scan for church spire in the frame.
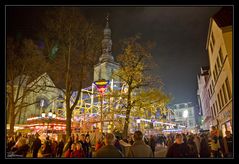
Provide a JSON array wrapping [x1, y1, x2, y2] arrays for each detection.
[[99, 13, 114, 63], [105, 13, 109, 28]]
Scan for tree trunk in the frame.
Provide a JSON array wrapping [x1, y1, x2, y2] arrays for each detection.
[[123, 109, 130, 139], [17, 108, 22, 124], [9, 104, 16, 137], [66, 107, 72, 140], [123, 87, 132, 139]]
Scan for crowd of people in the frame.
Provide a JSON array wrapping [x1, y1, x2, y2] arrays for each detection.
[[165, 126, 233, 158], [6, 126, 233, 158]]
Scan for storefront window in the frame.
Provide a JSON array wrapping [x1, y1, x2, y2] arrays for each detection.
[[222, 124, 226, 137]]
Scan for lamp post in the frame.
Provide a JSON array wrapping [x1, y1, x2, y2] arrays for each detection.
[[183, 110, 188, 129], [136, 118, 141, 131], [42, 109, 56, 137], [94, 79, 109, 133]]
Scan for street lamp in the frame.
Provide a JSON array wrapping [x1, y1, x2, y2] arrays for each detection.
[[42, 109, 56, 137], [41, 111, 46, 118], [48, 109, 53, 117], [183, 110, 188, 128], [53, 111, 56, 119], [136, 118, 141, 131], [94, 79, 109, 133]]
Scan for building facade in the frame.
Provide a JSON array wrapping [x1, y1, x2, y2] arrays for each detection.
[[171, 102, 196, 130], [197, 66, 212, 130], [205, 7, 232, 137], [7, 73, 63, 125], [94, 16, 120, 82]]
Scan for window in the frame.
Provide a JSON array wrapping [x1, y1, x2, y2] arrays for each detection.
[[214, 64, 218, 78], [211, 106, 214, 118], [217, 93, 221, 110], [213, 103, 216, 116], [217, 57, 221, 72], [222, 124, 226, 137], [222, 84, 228, 104], [220, 89, 224, 107], [208, 89, 211, 98], [219, 48, 224, 64], [179, 104, 184, 108], [184, 103, 188, 108], [211, 32, 215, 45], [209, 84, 212, 96], [179, 112, 182, 117], [213, 70, 216, 82], [215, 100, 219, 113], [210, 42, 214, 54], [225, 77, 232, 99]]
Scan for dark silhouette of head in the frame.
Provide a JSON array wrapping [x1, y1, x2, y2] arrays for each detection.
[[134, 131, 143, 141]]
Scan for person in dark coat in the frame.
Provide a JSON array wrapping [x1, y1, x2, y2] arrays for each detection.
[[127, 131, 153, 158], [149, 135, 156, 157], [95, 133, 123, 158], [223, 131, 233, 158], [199, 134, 210, 157], [56, 139, 64, 157], [166, 133, 188, 158], [14, 144, 29, 157], [13, 137, 29, 157], [85, 135, 92, 157], [78, 134, 87, 155], [186, 135, 198, 158], [32, 133, 42, 158], [114, 136, 122, 152], [7, 136, 16, 152]]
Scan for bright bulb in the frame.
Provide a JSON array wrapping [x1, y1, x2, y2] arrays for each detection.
[[183, 110, 188, 118], [136, 119, 141, 124]]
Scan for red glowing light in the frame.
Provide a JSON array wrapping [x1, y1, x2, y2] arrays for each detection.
[[98, 87, 106, 93]]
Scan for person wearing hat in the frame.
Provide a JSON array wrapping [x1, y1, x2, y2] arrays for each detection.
[[32, 133, 42, 158]]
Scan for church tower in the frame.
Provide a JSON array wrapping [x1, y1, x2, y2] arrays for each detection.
[[94, 14, 120, 82]]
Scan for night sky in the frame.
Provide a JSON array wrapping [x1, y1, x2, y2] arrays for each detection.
[[6, 6, 221, 107]]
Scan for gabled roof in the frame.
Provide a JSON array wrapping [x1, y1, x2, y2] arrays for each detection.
[[212, 6, 233, 28], [206, 7, 233, 50], [13, 74, 30, 86]]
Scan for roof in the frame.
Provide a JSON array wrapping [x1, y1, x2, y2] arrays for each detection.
[[212, 6, 233, 27]]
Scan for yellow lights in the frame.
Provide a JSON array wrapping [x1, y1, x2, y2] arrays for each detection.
[[94, 81, 109, 86]]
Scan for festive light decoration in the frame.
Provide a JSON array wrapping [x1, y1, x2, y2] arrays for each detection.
[[162, 129, 183, 132], [94, 79, 110, 95]]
